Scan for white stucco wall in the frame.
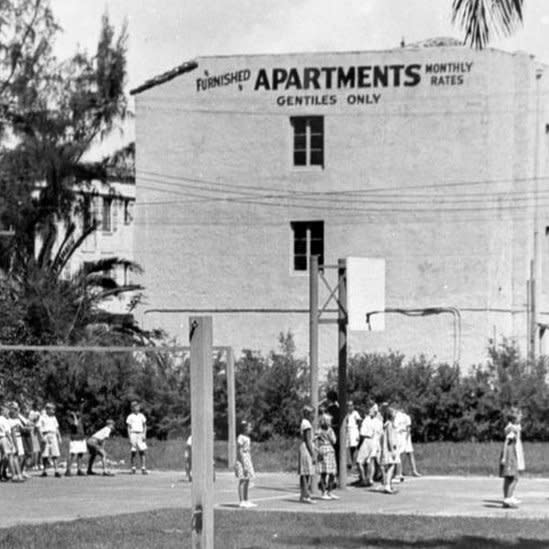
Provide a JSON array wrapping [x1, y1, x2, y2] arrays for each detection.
[[133, 46, 549, 370]]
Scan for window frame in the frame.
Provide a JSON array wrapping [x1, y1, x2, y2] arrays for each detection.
[[290, 116, 324, 169], [290, 220, 324, 274]]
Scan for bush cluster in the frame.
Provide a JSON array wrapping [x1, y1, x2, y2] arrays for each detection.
[[2, 331, 548, 442]]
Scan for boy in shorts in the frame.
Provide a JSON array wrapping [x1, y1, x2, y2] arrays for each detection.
[[87, 419, 115, 476], [126, 401, 148, 474], [38, 403, 62, 478]]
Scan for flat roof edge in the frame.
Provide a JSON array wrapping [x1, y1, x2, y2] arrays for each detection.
[[130, 60, 198, 96]]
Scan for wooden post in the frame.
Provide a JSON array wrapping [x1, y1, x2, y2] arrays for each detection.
[[226, 347, 236, 470], [337, 259, 348, 490], [309, 255, 319, 433], [309, 254, 320, 494], [190, 317, 214, 549]]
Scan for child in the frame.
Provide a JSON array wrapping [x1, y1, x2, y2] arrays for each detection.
[[87, 419, 116, 476], [184, 434, 192, 482], [126, 400, 148, 475], [38, 402, 62, 478], [27, 401, 42, 470], [298, 405, 315, 504], [0, 404, 23, 482], [394, 406, 421, 481], [379, 405, 399, 494], [65, 409, 87, 476], [344, 401, 361, 471], [315, 414, 339, 500], [235, 420, 256, 508], [500, 408, 524, 508], [8, 402, 29, 479], [356, 403, 383, 487]]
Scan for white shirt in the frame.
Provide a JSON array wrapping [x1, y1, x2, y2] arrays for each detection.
[[39, 414, 59, 435], [93, 426, 113, 441], [8, 417, 23, 436], [0, 416, 10, 437], [126, 412, 146, 433], [300, 418, 312, 434], [394, 411, 411, 434]]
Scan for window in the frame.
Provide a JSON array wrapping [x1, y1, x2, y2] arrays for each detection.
[[124, 200, 133, 225], [291, 221, 324, 272], [102, 197, 112, 232], [291, 116, 324, 168]]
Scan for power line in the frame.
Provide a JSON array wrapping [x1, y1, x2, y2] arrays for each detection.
[[136, 167, 549, 197], [137, 174, 549, 207]]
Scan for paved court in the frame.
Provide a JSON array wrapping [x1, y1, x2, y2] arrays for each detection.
[[1, 471, 549, 528]]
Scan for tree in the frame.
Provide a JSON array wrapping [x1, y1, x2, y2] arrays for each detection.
[[451, 0, 524, 49]]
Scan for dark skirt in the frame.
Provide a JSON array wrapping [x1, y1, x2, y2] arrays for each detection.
[[499, 444, 518, 478]]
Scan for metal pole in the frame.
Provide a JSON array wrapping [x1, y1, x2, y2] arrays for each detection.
[[337, 258, 348, 490], [227, 347, 236, 470], [190, 317, 214, 549]]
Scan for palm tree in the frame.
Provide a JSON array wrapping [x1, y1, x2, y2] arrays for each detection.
[[451, 0, 524, 49]]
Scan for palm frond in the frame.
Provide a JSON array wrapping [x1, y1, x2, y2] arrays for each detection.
[[452, 0, 523, 49]]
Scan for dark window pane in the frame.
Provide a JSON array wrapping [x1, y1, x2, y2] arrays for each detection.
[[294, 255, 308, 271], [294, 238, 307, 255], [292, 223, 307, 239], [292, 117, 306, 133], [294, 151, 306, 166], [310, 238, 323, 255], [310, 150, 324, 166], [294, 134, 306, 149], [310, 134, 323, 149], [309, 117, 323, 133]]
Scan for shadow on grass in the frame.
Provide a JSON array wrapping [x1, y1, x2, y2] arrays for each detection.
[[274, 534, 549, 548]]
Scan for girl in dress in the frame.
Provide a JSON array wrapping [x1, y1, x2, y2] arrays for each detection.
[[315, 414, 339, 500], [380, 405, 399, 494], [235, 420, 256, 508], [298, 405, 315, 503], [500, 408, 524, 508]]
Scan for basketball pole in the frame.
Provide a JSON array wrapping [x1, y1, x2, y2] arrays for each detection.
[[190, 317, 214, 549]]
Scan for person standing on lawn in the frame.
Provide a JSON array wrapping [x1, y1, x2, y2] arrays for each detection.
[[38, 403, 62, 478], [500, 408, 524, 508], [315, 414, 339, 500], [235, 420, 256, 508], [298, 405, 316, 503], [126, 400, 148, 475], [87, 419, 115, 476]]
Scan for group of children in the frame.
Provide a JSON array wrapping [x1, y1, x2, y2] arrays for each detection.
[[297, 400, 421, 501], [0, 399, 149, 481]]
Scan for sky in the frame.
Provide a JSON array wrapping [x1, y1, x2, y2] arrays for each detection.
[[49, 0, 549, 155]]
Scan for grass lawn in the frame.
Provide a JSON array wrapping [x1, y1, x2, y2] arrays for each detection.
[[96, 438, 549, 477], [1, 509, 549, 548]]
